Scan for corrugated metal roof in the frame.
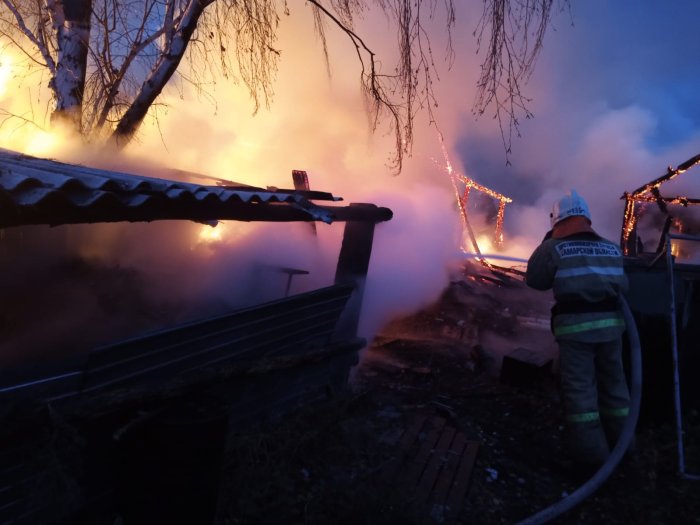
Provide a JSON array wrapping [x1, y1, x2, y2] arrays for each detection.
[[0, 148, 360, 227]]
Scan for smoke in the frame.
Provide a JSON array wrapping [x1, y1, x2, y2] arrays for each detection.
[[452, 1, 700, 260], [2, 1, 700, 366], [359, 184, 459, 338]]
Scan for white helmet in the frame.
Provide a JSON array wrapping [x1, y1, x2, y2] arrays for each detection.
[[550, 189, 591, 227]]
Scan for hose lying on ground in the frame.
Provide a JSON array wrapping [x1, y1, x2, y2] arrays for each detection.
[[514, 296, 643, 525]]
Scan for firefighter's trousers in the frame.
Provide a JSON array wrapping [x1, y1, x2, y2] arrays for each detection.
[[558, 338, 631, 465]]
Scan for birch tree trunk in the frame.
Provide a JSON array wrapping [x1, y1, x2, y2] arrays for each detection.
[[50, 0, 92, 133]]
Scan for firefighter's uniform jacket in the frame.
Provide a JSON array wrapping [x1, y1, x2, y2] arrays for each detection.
[[526, 226, 631, 465]]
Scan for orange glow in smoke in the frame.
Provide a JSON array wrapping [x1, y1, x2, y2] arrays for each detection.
[[198, 224, 224, 244], [0, 45, 77, 158], [671, 218, 683, 257]]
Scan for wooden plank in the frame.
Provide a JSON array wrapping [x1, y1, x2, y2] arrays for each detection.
[[412, 424, 457, 510], [395, 416, 447, 499], [430, 432, 468, 508], [378, 413, 429, 487], [445, 440, 479, 522]]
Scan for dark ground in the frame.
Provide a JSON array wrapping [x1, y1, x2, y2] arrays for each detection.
[[215, 262, 700, 525]]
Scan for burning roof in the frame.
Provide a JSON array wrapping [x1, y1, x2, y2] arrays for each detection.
[[621, 152, 700, 256], [434, 133, 516, 273], [0, 148, 392, 228]]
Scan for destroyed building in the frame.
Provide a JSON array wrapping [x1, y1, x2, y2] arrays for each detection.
[[1, 148, 699, 524], [0, 148, 392, 524]]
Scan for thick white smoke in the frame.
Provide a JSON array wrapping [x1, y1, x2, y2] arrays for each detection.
[[2, 1, 700, 368]]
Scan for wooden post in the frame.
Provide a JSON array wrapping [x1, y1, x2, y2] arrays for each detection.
[[333, 204, 377, 341]]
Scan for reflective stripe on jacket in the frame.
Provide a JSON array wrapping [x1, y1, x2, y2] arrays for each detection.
[[526, 231, 628, 342]]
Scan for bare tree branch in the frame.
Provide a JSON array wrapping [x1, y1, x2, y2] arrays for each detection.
[[473, 0, 568, 163], [0, 0, 561, 172], [1, 0, 56, 72], [92, 12, 167, 129], [111, 0, 215, 145], [305, 0, 454, 173]]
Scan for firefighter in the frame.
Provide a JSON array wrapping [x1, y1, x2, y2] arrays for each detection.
[[526, 189, 631, 475]]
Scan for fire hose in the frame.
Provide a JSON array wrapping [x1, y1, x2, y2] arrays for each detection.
[[515, 296, 642, 525]]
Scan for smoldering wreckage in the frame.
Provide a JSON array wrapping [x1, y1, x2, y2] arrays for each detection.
[[0, 148, 699, 525]]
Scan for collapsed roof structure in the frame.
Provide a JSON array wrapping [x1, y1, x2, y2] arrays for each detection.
[[435, 135, 517, 276], [621, 152, 700, 256]]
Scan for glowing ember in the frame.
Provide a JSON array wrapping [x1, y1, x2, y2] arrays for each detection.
[[495, 200, 507, 249], [671, 218, 684, 258], [476, 234, 494, 253]]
